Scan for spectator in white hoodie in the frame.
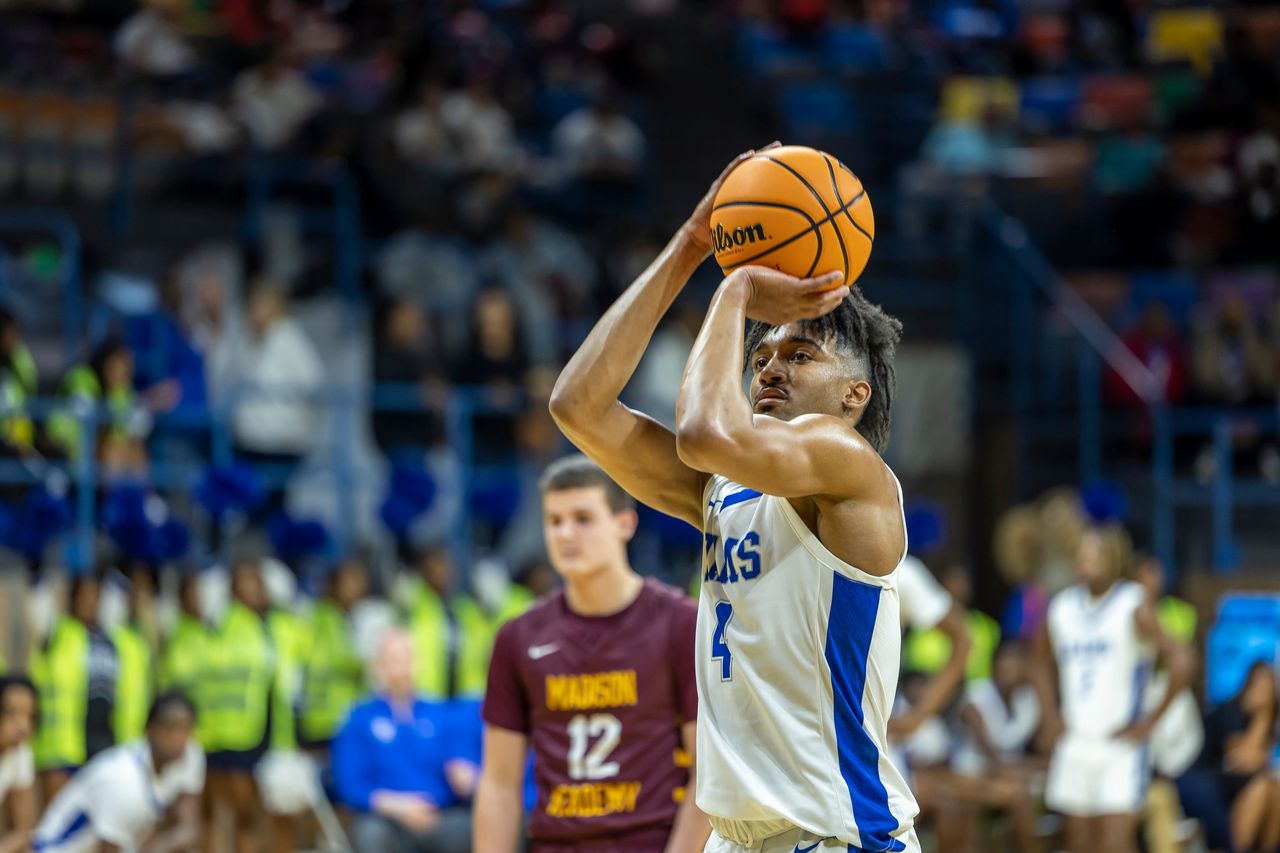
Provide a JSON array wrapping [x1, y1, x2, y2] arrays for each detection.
[[214, 282, 323, 515]]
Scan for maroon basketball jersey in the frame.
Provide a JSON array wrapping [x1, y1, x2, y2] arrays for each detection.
[[483, 577, 698, 849]]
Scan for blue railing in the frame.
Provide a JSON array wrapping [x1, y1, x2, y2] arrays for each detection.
[[0, 383, 527, 577], [979, 204, 1280, 576], [0, 208, 83, 362]]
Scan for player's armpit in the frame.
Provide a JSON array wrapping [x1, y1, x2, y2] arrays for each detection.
[[551, 400, 707, 528], [676, 412, 882, 500]]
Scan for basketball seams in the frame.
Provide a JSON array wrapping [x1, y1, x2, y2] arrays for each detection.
[[712, 201, 821, 272], [834, 159, 875, 243], [763, 155, 838, 277], [718, 192, 862, 273], [819, 154, 852, 285], [711, 150, 873, 279]]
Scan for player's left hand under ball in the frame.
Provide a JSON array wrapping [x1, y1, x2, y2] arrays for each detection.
[[727, 267, 848, 326]]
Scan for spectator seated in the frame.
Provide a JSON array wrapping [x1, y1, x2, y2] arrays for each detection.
[[1205, 594, 1280, 705]]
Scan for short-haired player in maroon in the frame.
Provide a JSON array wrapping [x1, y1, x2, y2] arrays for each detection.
[[474, 455, 709, 853]]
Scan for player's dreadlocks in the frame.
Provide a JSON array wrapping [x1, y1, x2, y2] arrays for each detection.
[[744, 286, 903, 454]]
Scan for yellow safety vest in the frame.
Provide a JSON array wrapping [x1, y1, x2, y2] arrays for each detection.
[[903, 609, 1002, 682], [299, 601, 365, 744], [408, 587, 493, 699], [1159, 596, 1197, 646], [160, 614, 214, 746], [0, 343, 37, 450], [202, 603, 300, 753], [46, 366, 137, 458], [30, 617, 151, 770]]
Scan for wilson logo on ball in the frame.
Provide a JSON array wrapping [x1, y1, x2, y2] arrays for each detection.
[[712, 222, 768, 254]]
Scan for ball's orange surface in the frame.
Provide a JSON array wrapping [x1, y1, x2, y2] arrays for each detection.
[[710, 145, 874, 289]]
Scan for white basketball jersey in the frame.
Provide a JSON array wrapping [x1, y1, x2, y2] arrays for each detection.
[[1047, 581, 1154, 738], [695, 475, 918, 852]]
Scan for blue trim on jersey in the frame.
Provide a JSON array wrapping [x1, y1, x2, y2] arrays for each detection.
[[719, 488, 762, 510], [825, 574, 906, 853], [1129, 662, 1153, 806], [1127, 662, 1152, 724], [132, 749, 165, 814], [33, 811, 89, 851]]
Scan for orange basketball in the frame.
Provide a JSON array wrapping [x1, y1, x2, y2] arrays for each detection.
[[710, 145, 874, 289]]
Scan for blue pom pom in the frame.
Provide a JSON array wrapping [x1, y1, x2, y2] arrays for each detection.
[[469, 479, 520, 526], [267, 512, 332, 560], [904, 502, 946, 556], [1080, 480, 1129, 525], [390, 464, 437, 512], [379, 496, 418, 539], [196, 462, 266, 519], [153, 519, 190, 563], [7, 488, 72, 556]]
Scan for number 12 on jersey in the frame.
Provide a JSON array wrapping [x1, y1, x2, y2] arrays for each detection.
[[712, 601, 733, 681]]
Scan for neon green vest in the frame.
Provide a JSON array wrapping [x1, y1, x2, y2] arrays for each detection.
[[903, 609, 1002, 682], [0, 344, 37, 450], [46, 366, 137, 458], [1158, 596, 1197, 646], [299, 601, 365, 744], [202, 603, 299, 753], [160, 615, 214, 746], [409, 588, 495, 699], [495, 585, 535, 624], [30, 617, 151, 770]]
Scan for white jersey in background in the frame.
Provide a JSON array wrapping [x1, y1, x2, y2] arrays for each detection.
[[951, 680, 1040, 776], [1045, 580, 1155, 816], [33, 740, 205, 853], [895, 555, 951, 633], [695, 475, 919, 853], [1047, 581, 1153, 737]]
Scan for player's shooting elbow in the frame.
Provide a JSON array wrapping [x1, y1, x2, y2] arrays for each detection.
[[548, 374, 583, 427], [674, 418, 739, 473], [549, 367, 610, 434]]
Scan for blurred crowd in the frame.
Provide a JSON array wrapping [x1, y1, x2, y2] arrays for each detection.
[[892, 485, 1280, 853], [0, 540, 546, 851], [738, 0, 1280, 432], [0, 477, 1270, 852]]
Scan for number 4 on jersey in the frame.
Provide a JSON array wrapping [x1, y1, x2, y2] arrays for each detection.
[[712, 601, 733, 680]]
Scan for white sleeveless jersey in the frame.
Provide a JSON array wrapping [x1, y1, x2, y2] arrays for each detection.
[[1047, 581, 1154, 738], [695, 475, 918, 852]]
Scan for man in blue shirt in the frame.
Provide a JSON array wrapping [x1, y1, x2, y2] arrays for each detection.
[[333, 629, 478, 852]]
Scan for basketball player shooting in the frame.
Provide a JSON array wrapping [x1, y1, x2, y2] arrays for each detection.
[[550, 146, 920, 853]]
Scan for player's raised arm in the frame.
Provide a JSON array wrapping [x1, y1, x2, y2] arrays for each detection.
[[549, 150, 766, 526], [675, 265, 889, 500]]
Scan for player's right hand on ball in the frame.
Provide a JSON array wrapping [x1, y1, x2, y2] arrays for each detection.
[[728, 267, 847, 326], [684, 143, 781, 255]]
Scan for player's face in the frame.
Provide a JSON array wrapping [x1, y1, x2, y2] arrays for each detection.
[[0, 686, 35, 749], [993, 648, 1025, 693], [748, 325, 864, 422], [542, 487, 636, 580], [148, 708, 194, 768], [1074, 531, 1108, 586]]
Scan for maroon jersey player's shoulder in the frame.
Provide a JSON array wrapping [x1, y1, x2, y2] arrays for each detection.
[[482, 578, 697, 847]]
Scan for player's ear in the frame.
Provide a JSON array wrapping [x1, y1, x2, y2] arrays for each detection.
[[844, 379, 871, 414], [615, 508, 639, 542]]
